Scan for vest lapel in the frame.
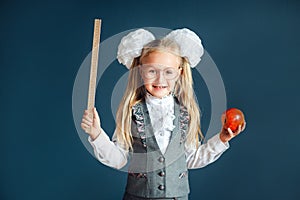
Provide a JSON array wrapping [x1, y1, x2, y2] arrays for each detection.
[[163, 101, 181, 158], [140, 102, 163, 155]]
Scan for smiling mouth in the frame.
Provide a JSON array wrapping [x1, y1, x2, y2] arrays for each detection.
[[153, 85, 167, 89]]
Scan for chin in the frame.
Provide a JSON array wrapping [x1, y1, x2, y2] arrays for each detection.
[[149, 89, 171, 98]]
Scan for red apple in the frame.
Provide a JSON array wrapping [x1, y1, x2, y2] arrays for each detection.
[[224, 108, 245, 132]]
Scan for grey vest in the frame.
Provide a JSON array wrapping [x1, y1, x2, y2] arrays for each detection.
[[125, 99, 190, 198]]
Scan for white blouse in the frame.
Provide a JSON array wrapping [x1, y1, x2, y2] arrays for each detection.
[[88, 94, 229, 170], [145, 93, 175, 154]]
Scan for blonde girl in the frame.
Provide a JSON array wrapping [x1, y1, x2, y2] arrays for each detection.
[[81, 28, 245, 200]]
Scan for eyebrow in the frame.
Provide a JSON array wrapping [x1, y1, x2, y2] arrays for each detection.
[[141, 63, 180, 68]]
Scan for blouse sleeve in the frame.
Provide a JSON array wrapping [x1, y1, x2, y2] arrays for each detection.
[[88, 128, 128, 170], [185, 133, 230, 169]]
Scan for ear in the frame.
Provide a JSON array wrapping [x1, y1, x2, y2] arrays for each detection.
[[179, 67, 183, 74], [137, 65, 146, 83], [138, 65, 143, 77]]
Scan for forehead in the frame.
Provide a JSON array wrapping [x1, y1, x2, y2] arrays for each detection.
[[140, 51, 181, 68]]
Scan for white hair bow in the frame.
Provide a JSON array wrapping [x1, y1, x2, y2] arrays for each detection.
[[117, 28, 204, 69]]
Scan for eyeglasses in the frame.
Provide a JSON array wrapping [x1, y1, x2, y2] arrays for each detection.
[[139, 64, 181, 80]]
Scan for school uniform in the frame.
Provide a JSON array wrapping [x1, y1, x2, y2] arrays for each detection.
[[89, 93, 229, 199]]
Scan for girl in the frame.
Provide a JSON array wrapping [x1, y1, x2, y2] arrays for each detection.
[[81, 28, 245, 200]]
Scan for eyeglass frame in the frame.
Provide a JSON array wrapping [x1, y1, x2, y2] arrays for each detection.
[[139, 64, 182, 80]]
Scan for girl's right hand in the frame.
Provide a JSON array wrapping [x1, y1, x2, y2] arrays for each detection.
[[81, 107, 101, 140]]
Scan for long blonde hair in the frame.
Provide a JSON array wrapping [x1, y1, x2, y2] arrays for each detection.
[[115, 38, 204, 150]]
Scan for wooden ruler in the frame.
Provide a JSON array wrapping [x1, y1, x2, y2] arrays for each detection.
[[87, 19, 102, 119]]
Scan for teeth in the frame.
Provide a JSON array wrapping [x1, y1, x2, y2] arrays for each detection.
[[154, 86, 166, 88]]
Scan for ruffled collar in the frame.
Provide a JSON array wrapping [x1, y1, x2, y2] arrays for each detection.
[[145, 92, 174, 105], [145, 92, 176, 134]]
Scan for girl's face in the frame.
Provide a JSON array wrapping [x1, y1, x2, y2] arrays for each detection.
[[140, 51, 182, 98]]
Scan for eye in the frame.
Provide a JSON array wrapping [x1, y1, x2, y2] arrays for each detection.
[[148, 69, 156, 74], [143, 67, 156, 77], [165, 69, 175, 75]]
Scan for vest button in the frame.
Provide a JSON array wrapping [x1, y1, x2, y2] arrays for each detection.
[[158, 157, 164, 163], [158, 185, 165, 190], [159, 171, 165, 177]]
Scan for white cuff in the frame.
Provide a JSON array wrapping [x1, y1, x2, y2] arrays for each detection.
[[208, 134, 230, 152], [88, 128, 110, 150]]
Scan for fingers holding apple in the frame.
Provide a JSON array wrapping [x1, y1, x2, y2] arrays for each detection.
[[220, 108, 246, 143]]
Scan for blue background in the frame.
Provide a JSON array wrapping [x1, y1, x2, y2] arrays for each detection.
[[1, 0, 299, 199]]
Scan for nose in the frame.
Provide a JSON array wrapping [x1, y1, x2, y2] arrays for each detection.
[[155, 70, 166, 83]]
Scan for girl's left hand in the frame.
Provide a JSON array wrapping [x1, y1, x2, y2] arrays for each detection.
[[219, 113, 246, 143]]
